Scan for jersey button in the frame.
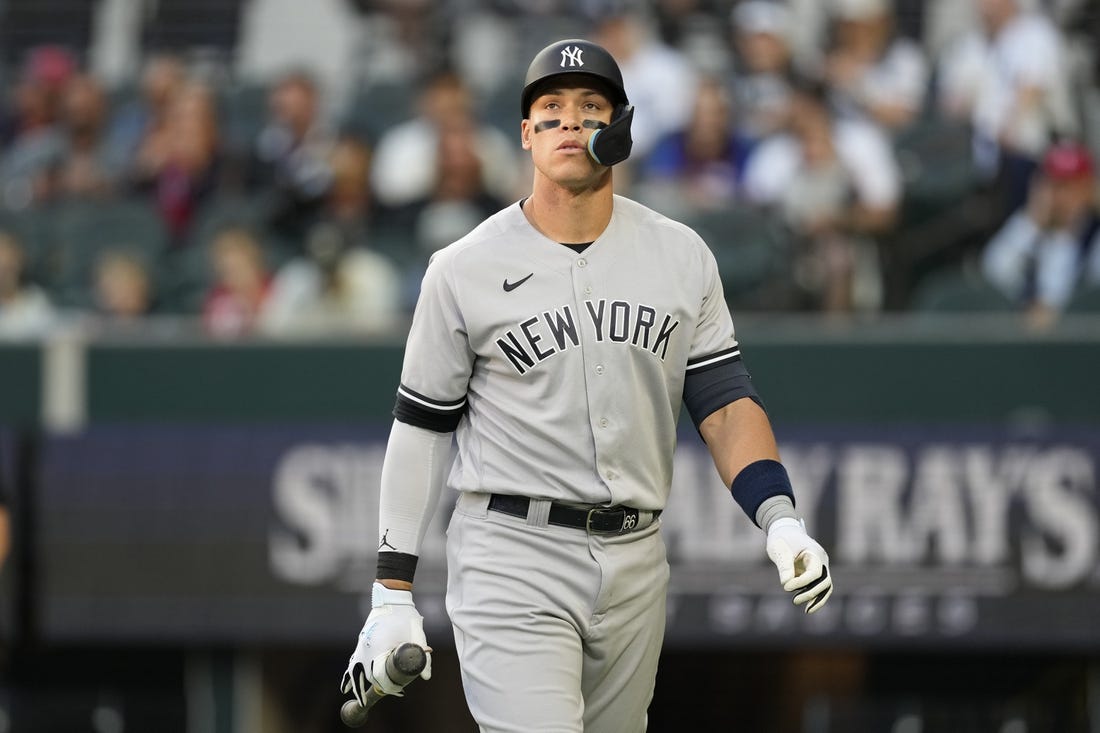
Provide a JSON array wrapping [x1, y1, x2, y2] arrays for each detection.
[[595, 364, 604, 375], [599, 418, 609, 428], [577, 258, 587, 268], [584, 285, 592, 295]]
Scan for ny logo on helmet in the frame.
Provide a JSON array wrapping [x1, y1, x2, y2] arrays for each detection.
[[559, 46, 584, 68]]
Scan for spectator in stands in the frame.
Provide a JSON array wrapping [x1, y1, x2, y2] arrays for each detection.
[[785, 0, 833, 71], [0, 46, 75, 209], [348, 0, 447, 87], [981, 141, 1100, 329], [370, 69, 518, 210], [388, 117, 509, 256], [744, 77, 901, 311], [823, 0, 929, 132], [93, 250, 156, 320], [249, 69, 336, 247], [936, 0, 1078, 215], [0, 230, 56, 337], [651, 0, 731, 67], [323, 137, 372, 235], [136, 81, 224, 244], [637, 76, 753, 217], [202, 226, 272, 338], [260, 219, 401, 335], [319, 135, 429, 307], [595, 10, 699, 160], [108, 53, 188, 185], [55, 73, 117, 199], [922, 0, 981, 61], [729, 0, 797, 146]]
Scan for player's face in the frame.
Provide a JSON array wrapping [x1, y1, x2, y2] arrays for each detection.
[[522, 80, 615, 189]]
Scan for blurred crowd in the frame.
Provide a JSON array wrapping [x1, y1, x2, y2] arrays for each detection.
[[1, 0, 1099, 340]]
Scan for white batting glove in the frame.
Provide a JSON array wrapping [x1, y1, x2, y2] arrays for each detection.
[[340, 582, 433, 705], [766, 518, 834, 614]]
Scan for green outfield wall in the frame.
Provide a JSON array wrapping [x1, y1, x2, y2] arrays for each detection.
[[2, 316, 1094, 425]]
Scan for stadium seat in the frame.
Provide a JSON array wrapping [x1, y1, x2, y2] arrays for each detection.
[[160, 238, 216, 314], [0, 1, 93, 67], [338, 79, 417, 145], [217, 80, 270, 157], [1066, 284, 1100, 313], [45, 198, 170, 308], [480, 74, 525, 138], [140, 0, 243, 53], [185, 192, 268, 249], [162, 193, 294, 313], [892, 116, 981, 229], [684, 204, 792, 308], [0, 205, 54, 286], [909, 263, 1016, 313]]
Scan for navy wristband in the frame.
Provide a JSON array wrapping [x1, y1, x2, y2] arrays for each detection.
[[377, 551, 419, 583], [729, 459, 795, 526]]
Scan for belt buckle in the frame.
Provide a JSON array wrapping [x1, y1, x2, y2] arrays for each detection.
[[586, 507, 638, 534]]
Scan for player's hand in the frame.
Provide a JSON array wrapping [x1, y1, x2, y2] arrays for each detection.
[[340, 582, 433, 705], [766, 518, 833, 614]]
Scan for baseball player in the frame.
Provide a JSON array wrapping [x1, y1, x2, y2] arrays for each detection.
[[341, 38, 834, 732]]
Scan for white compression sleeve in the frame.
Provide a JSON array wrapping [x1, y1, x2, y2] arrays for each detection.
[[377, 419, 452, 556]]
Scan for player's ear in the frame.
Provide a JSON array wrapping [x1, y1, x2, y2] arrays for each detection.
[[520, 119, 532, 150]]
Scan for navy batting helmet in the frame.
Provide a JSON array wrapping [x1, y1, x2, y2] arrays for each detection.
[[520, 39, 634, 166], [520, 39, 629, 118]]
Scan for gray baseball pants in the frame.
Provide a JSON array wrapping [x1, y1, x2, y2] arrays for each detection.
[[445, 491, 669, 733]]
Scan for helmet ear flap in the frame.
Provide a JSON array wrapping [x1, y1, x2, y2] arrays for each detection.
[[587, 104, 634, 167]]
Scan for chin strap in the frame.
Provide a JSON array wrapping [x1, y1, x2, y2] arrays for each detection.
[[585, 104, 634, 166]]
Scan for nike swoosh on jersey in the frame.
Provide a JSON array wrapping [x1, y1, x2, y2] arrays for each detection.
[[503, 273, 534, 291]]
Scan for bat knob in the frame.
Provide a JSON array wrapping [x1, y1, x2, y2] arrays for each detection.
[[391, 642, 428, 677], [341, 698, 369, 728]]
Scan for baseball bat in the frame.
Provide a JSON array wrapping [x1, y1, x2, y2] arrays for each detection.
[[340, 642, 428, 728]]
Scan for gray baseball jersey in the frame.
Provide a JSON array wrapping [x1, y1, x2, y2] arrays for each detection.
[[393, 194, 746, 511]]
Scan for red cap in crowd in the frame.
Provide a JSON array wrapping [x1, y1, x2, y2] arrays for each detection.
[[1042, 142, 1095, 181], [24, 45, 77, 89]]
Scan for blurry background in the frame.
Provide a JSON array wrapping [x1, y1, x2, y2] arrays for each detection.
[[1, 0, 1099, 731]]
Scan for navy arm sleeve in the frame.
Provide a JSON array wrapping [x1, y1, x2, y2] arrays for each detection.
[[682, 347, 763, 430]]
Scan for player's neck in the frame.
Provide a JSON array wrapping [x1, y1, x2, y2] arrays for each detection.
[[525, 174, 614, 244]]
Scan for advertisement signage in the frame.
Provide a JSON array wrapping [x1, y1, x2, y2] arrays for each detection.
[[37, 425, 1100, 649]]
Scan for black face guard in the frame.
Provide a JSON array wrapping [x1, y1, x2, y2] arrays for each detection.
[[585, 104, 634, 167]]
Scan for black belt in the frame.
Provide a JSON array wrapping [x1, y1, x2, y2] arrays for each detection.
[[488, 494, 660, 535]]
